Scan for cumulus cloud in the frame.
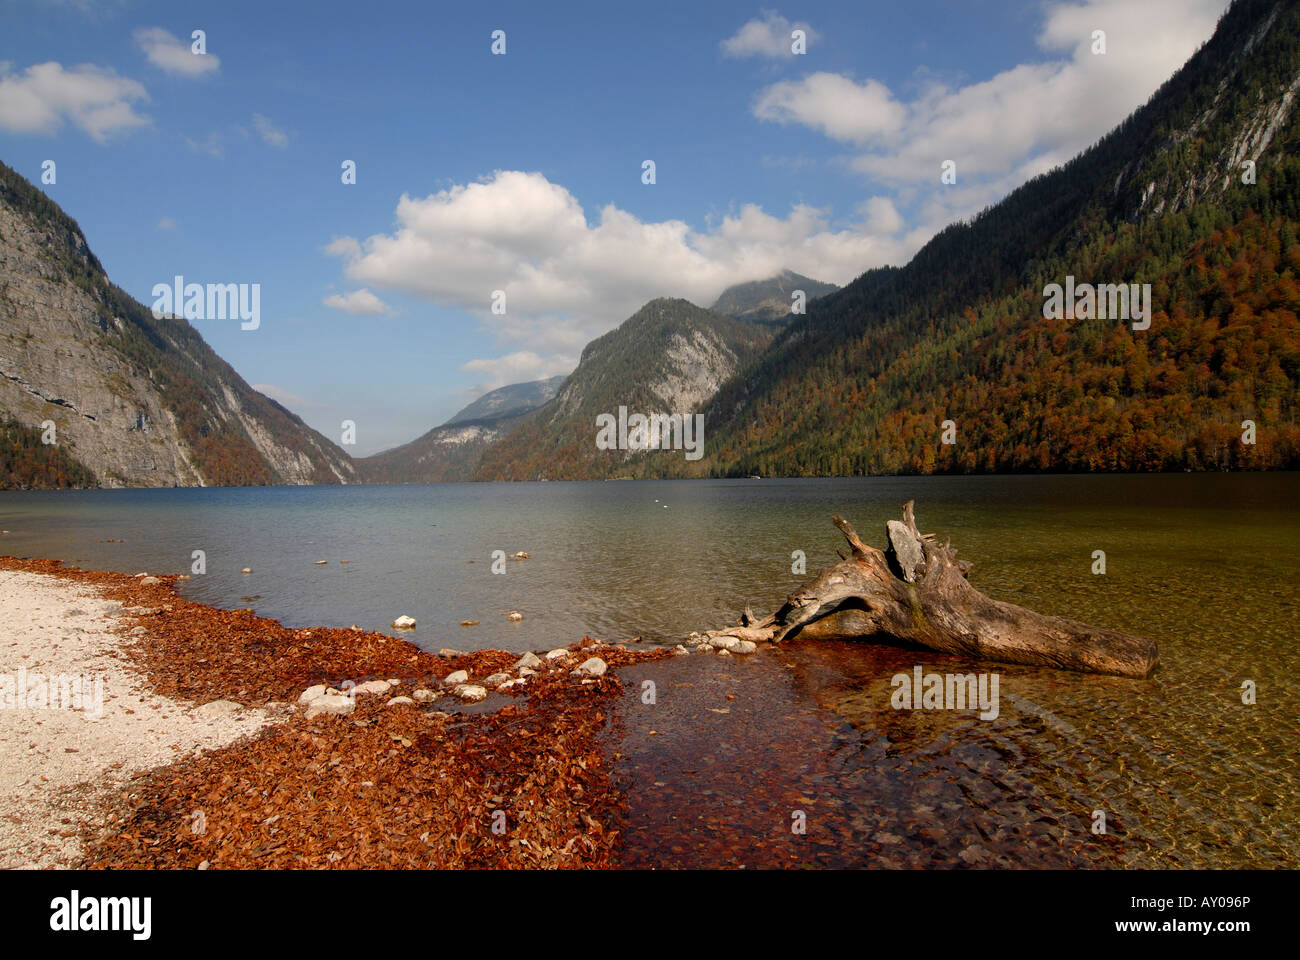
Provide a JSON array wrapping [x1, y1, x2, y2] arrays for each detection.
[[754, 0, 1230, 231], [722, 10, 818, 59], [461, 352, 577, 393], [252, 113, 288, 148], [0, 61, 148, 141], [134, 27, 219, 77], [755, 73, 905, 143], [328, 170, 906, 384], [322, 288, 389, 315]]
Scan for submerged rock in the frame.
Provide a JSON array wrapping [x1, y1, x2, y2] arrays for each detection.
[[453, 684, 487, 703]]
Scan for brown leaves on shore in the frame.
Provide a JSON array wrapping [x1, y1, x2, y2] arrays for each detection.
[[0, 556, 668, 869]]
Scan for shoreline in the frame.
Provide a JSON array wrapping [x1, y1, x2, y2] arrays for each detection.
[[0, 556, 669, 869]]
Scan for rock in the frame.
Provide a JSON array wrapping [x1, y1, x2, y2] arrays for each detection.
[[412, 688, 436, 702], [483, 672, 510, 686], [460, 619, 479, 627], [297, 684, 327, 705], [385, 697, 415, 707], [128, 626, 147, 636], [513, 652, 543, 671], [314, 560, 328, 565], [138, 576, 162, 585], [506, 611, 524, 621], [572, 657, 607, 678], [387, 679, 400, 685], [443, 670, 469, 685], [192, 699, 242, 719], [518, 666, 537, 677], [717, 648, 732, 657], [453, 684, 488, 703], [510, 551, 530, 560], [437, 648, 464, 658], [305, 694, 356, 719], [544, 648, 570, 661], [99, 602, 123, 616], [673, 645, 690, 656], [391, 615, 417, 629], [241, 568, 252, 574], [887, 519, 925, 583], [709, 636, 758, 655], [350, 680, 392, 697], [694, 644, 713, 653], [497, 678, 527, 692]]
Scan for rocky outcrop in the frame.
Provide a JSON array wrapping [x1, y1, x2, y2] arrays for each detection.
[[0, 161, 359, 488]]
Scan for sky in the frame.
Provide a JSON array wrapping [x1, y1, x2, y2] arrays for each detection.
[[1, 0, 1231, 455]]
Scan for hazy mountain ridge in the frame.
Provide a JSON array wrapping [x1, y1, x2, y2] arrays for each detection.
[[474, 297, 773, 480], [0, 160, 359, 488], [710, 270, 839, 324], [355, 377, 565, 482]]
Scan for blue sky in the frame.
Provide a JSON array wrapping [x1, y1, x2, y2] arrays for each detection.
[[1, 0, 1228, 454]]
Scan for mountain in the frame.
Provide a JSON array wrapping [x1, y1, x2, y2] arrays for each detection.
[[0, 161, 358, 488], [710, 270, 839, 325], [696, 0, 1300, 477], [475, 298, 774, 480], [355, 376, 565, 482], [444, 376, 565, 425]]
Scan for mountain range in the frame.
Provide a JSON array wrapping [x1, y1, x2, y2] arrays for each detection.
[[2, 0, 1297, 488]]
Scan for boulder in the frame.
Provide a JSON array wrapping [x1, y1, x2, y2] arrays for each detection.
[[453, 684, 488, 703], [305, 694, 355, 719], [513, 652, 543, 671], [572, 657, 607, 678], [391, 615, 417, 629]]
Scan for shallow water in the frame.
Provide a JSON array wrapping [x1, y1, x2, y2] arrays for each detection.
[[2, 473, 1297, 867]]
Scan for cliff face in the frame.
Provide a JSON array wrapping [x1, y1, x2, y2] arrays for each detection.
[[0, 161, 358, 488]]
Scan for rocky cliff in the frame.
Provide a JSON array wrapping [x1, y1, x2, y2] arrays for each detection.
[[0, 161, 358, 488]]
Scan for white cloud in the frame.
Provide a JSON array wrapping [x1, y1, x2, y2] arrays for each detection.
[[0, 61, 148, 141], [322, 288, 390, 315], [133, 27, 220, 77], [252, 113, 288, 148], [329, 169, 907, 385], [754, 0, 1230, 232], [755, 72, 905, 143], [186, 130, 223, 156], [461, 352, 576, 393], [722, 10, 819, 59]]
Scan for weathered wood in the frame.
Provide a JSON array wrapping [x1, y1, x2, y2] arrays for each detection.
[[702, 502, 1158, 678]]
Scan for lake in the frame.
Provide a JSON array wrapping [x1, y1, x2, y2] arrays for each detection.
[[2, 473, 1297, 867]]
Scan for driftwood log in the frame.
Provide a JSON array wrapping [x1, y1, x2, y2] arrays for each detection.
[[703, 502, 1158, 678]]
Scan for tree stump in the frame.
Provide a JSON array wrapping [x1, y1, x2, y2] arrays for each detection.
[[702, 502, 1158, 678]]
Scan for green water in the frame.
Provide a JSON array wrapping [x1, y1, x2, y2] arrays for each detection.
[[1, 473, 1296, 867]]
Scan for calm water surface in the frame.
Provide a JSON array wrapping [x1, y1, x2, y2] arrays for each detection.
[[2, 474, 1296, 868]]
